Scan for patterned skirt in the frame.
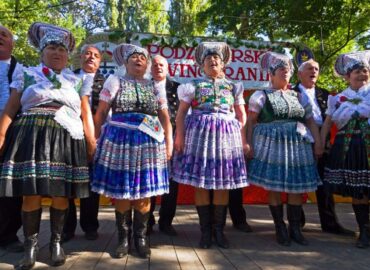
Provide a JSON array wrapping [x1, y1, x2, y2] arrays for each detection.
[[324, 126, 370, 199], [0, 107, 90, 198], [248, 121, 320, 193], [172, 112, 248, 190], [92, 113, 169, 199]]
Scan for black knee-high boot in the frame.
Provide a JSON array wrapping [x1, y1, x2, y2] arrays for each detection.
[[49, 207, 67, 266], [133, 210, 151, 258], [352, 204, 369, 248], [287, 204, 308, 245], [19, 209, 42, 270], [269, 205, 290, 246], [115, 210, 132, 258], [213, 205, 229, 249], [196, 205, 212, 249]]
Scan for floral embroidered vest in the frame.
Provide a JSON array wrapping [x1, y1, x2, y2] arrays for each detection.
[[112, 78, 158, 116]]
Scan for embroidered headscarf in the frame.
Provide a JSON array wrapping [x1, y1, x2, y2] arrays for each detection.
[[260, 51, 294, 75], [194, 42, 231, 66], [113, 43, 150, 66], [28, 22, 75, 53], [334, 50, 370, 76]]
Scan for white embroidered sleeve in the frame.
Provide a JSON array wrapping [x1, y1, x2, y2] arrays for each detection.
[[99, 75, 120, 104], [233, 82, 246, 105], [9, 64, 25, 93], [177, 83, 195, 104], [325, 95, 337, 116], [248, 91, 266, 113], [79, 75, 94, 97], [154, 82, 168, 110]]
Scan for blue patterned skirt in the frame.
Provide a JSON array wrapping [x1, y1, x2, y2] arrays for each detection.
[[0, 107, 90, 198], [92, 113, 169, 199], [248, 121, 320, 193], [172, 112, 248, 190]]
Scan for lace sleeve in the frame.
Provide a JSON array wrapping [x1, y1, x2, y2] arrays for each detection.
[[99, 74, 120, 104], [233, 82, 246, 105], [9, 63, 25, 93], [79, 74, 94, 97], [177, 83, 195, 104], [153, 81, 168, 110], [248, 90, 266, 113], [326, 95, 338, 116]]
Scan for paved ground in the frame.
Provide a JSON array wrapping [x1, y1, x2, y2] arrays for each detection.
[[1, 203, 369, 270]]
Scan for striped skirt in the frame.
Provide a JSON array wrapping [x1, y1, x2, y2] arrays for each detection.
[[248, 121, 320, 193], [0, 107, 90, 198], [92, 113, 169, 200], [172, 112, 248, 190]]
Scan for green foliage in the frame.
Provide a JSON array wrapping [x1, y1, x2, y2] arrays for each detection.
[[107, 0, 167, 33], [168, 0, 210, 36], [0, 0, 87, 66], [199, 0, 370, 91]]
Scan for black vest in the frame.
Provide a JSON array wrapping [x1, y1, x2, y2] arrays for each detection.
[[7, 56, 17, 87]]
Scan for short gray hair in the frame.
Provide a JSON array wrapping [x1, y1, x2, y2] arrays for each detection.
[[298, 59, 319, 72], [152, 54, 168, 64], [80, 44, 102, 55]]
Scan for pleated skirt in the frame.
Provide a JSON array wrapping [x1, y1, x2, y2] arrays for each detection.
[[248, 121, 321, 193], [0, 107, 90, 198], [172, 112, 248, 190], [92, 113, 169, 199]]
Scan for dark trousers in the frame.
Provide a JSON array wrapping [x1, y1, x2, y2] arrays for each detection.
[[314, 153, 339, 229], [149, 178, 179, 226], [0, 197, 22, 246], [228, 188, 247, 226], [64, 191, 100, 234], [63, 166, 100, 234]]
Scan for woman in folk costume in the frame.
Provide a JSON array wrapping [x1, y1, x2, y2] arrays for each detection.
[[321, 51, 370, 248], [173, 42, 249, 249], [246, 52, 322, 246], [0, 22, 92, 269], [92, 43, 172, 258]]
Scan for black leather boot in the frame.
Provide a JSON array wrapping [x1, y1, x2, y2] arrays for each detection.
[[213, 205, 229, 249], [49, 207, 67, 266], [115, 210, 132, 258], [133, 210, 150, 258], [19, 209, 42, 270], [352, 204, 369, 248], [269, 205, 290, 246], [287, 204, 308, 245], [196, 205, 212, 249]]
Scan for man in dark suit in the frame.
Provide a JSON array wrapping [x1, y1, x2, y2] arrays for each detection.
[[228, 188, 252, 232], [0, 25, 23, 253], [62, 44, 104, 242], [148, 55, 180, 236], [295, 59, 353, 235]]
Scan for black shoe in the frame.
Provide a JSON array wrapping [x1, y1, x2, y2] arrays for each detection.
[[133, 210, 151, 258], [159, 224, 177, 236], [287, 204, 308, 246], [196, 205, 212, 249], [322, 225, 356, 236], [3, 240, 24, 253], [233, 222, 253, 233], [61, 232, 75, 243], [85, 231, 98, 240], [269, 205, 290, 246]]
